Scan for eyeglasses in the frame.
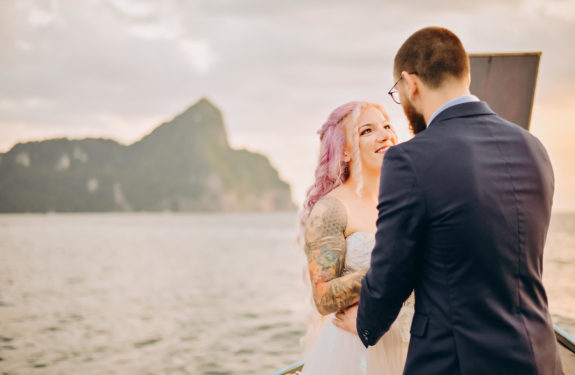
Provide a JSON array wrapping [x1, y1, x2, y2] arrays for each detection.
[[388, 72, 418, 104]]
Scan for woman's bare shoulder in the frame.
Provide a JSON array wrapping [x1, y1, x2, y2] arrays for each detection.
[[326, 185, 375, 237], [325, 187, 354, 216], [309, 194, 346, 222], [305, 194, 348, 239], [325, 185, 352, 204]]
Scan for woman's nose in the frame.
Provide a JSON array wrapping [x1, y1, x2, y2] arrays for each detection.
[[376, 127, 391, 142]]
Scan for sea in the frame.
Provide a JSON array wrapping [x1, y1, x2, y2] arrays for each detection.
[[0, 212, 574, 375]]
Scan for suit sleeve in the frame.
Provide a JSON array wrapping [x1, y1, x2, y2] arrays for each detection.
[[356, 145, 426, 347]]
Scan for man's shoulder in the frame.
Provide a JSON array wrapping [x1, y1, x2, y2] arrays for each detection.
[[386, 129, 434, 157], [381, 139, 424, 174], [469, 109, 543, 147]]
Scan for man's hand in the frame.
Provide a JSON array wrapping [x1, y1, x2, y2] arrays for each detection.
[[332, 303, 358, 335]]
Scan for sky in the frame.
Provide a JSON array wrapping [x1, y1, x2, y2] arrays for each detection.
[[1, 0, 575, 211]]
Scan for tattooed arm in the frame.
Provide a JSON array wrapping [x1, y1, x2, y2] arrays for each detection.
[[304, 196, 368, 316]]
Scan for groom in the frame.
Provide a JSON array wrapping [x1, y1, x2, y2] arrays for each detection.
[[333, 27, 563, 374]]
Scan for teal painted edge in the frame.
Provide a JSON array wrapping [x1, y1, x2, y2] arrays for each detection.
[[269, 360, 305, 375], [554, 324, 575, 353]]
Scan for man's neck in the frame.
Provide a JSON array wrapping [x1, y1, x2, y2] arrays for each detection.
[[421, 84, 471, 124]]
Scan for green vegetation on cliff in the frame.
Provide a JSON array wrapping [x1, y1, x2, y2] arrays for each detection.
[[0, 98, 295, 212]]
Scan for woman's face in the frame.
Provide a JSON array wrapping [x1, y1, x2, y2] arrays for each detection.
[[346, 106, 398, 174]]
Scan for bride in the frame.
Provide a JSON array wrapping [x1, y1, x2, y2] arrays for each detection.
[[299, 101, 413, 374]]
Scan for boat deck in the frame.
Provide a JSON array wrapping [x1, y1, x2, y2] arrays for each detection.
[[559, 342, 575, 373]]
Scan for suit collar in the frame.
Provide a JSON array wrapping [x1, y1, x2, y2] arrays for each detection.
[[427, 101, 495, 127]]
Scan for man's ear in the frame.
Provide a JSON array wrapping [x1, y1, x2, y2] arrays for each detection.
[[402, 71, 419, 101]]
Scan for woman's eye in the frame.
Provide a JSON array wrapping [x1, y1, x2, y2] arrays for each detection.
[[360, 128, 372, 136]]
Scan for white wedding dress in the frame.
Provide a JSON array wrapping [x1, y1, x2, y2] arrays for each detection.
[[301, 232, 414, 375]]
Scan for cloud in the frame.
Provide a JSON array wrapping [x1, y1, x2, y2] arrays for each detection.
[[26, 0, 58, 28], [179, 39, 217, 73], [0, 0, 574, 208], [102, 0, 157, 20]]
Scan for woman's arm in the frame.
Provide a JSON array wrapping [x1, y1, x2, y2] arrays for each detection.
[[304, 196, 367, 315]]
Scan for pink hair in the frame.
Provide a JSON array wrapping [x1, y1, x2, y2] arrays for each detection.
[[297, 101, 392, 352], [296, 101, 369, 352], [299, 101, 378, 228]]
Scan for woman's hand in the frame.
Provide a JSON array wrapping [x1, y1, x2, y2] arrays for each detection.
[[333, 303, 359, 335]]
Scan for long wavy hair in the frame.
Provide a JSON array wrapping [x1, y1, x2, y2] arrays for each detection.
[[299, 101, 391, 228], [298, 101, 390, 353], [300, 101, 360, 228]]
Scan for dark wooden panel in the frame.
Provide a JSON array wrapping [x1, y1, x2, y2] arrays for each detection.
[[469, 53, 541, 130]]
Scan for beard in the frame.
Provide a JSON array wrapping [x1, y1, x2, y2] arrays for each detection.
[[402, 98, 427, 135]]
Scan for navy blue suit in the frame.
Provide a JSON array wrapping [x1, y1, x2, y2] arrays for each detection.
[[356, 102, 563, 374]]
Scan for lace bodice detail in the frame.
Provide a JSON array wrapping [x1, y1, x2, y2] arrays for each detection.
[[343, 232, 375, 274], [342, 232, 415, 342]]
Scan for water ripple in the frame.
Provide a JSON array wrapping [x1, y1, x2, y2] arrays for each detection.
[[0, 212, 571, 374]]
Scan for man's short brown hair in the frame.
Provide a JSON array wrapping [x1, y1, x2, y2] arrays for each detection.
[[394, 26, 469, 88]]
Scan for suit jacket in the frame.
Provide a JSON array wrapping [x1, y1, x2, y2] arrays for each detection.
[[356, 101, 563, 374]]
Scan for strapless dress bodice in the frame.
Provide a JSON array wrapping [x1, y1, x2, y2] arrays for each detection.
[[342, 232, 415, 311], [343, 232, 375, 275], [301, 233, 414, 375]]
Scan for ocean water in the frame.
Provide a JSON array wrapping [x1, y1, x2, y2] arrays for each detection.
[[0, 212, 573, 375]]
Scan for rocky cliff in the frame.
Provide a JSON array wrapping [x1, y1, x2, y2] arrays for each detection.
[[0, 98, 295, 212]]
